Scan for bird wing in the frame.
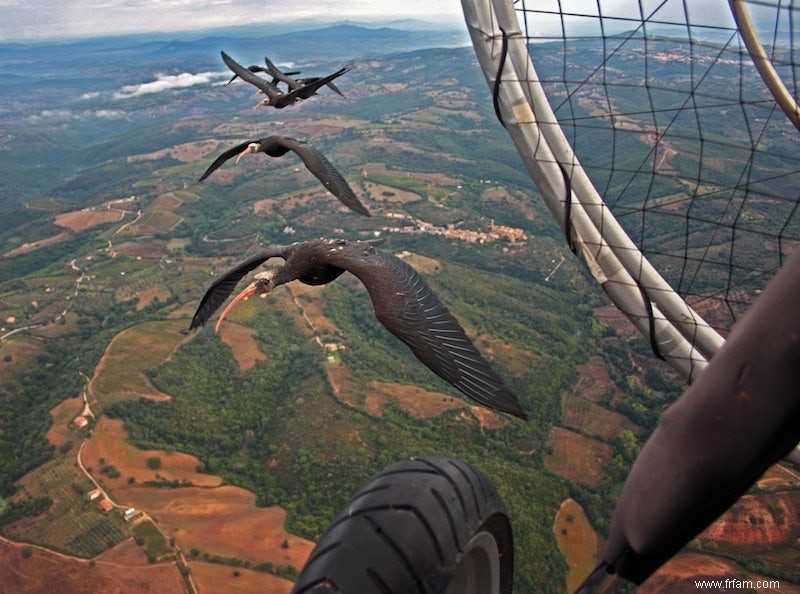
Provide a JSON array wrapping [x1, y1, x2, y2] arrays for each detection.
[[263, 57, 301, 90], [278, 137, 370, 216], [198, 139, 254, 182], [221, 51, 281, 99], [188, 245, 291, 330], [362, 250, 528, 419], [284, 66, 350, 101]]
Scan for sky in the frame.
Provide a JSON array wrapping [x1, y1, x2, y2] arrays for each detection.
[[0, 0, 465, 42]]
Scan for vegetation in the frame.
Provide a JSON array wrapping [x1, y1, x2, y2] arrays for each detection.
[[1, 29, 795, 592]]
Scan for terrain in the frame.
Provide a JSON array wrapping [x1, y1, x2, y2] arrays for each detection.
[[0, 20, 798, 594]]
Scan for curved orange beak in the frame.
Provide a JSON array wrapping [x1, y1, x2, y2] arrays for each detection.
[[235, 144, 258, 163], [215, 282, 258, 332]]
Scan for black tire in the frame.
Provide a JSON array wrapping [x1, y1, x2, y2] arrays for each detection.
[[290, 455, 514, 594]]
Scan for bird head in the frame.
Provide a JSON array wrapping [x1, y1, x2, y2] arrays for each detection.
[[214, 270, 276, 332], [235, 142, 261, 163]]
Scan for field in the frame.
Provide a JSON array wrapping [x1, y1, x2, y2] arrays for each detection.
[[90, 320, 187, 406], [113, 484, 315, 572], [364, 380, 468, 419], [189, 561, 293, 594], [6, 453, 129, 557], [544, 427, 613, 486], [0, 536, 187, 594], [640, 552, 800, 594], [45, 395, 86, 449], [54, 208, 126, 232], [218, 321, 267, 370], [82, 417, 223, 488], [552, 498, 599, 593]]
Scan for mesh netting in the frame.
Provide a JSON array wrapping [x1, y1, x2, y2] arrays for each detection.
[[513, 0, 800, 334]]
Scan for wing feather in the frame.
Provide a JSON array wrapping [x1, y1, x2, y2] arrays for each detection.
[[363, 250, 528, 419]]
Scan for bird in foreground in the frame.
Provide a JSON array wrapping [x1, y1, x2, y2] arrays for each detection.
[[221, 51, 349, 109], [198, 135, 370, 217], [188, 238, 529, 420]]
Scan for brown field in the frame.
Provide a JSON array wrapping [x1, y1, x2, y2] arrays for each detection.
[[699, 492, 799, 546], [188, 561, 293, 594], [90, 319, 187, 405], [324, 362, 355, 406], [552, 498, 599, 593], [544, 427, 613, 486], [113, 485, 314, 571], [561, 392, 639, 441], [114, 241, 167, 259], [287, 282, 340, 336], [365, 381, 465, 419], [128, 139, 219, 163], [83, 417, 223, 488], [46, 394, 86, 448], [364, 180, 421, 203], [54, 208, 125, 232], [134, 286, 172, 311], [3, 231, 71, 257], [0, 536, 187, 594], [570, 356, 620, 403], [219, 321, 267, 371], [640, 552, 800, 594]]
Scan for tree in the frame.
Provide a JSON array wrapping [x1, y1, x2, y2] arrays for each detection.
[[146, 456, 162, 470]]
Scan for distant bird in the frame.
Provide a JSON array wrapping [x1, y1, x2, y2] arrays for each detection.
[[221, 51, 349, 109], [188, 238, 529, 420], [225, 63, 301, 87], [198, 135, 370, 216], [263, 56, 344, 97]]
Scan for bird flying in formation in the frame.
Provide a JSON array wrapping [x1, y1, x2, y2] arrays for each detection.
[[198, 135, 370, 216], [188, 238, 529, 420], [221, 51, 349, 109]]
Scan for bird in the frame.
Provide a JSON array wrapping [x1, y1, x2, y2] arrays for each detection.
[[225, 63, 301, 87], [198, 135, 370, 216], [187, 238, 529, 420], [262, 56, 344, 97], [221, 51, 349, 109]]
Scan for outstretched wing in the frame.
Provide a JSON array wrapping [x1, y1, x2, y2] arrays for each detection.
[[198, 139, 253, 182], [359, 249, 528, 419], [189, 245, 291, 330], [280, 137, 370, 216], [221, 51, 280, 98]]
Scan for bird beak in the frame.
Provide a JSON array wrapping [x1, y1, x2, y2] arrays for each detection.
[[235, 143, 259, 164], [215, 282, 258, 332]]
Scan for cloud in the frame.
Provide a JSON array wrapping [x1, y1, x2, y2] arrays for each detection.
[[113, 71, 229, 99]]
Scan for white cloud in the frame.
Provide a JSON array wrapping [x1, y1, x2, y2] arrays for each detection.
[[113, 71, 230, 99]]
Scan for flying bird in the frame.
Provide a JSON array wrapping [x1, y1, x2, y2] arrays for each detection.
[[225, 63, 301, 87], [221, 51, 349, 109], [263, 56, 344, 97], [198, 135, 370, 216], [188, 238, 529, 420]]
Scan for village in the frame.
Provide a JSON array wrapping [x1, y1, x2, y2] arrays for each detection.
[[379, 212, 527, 245]]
